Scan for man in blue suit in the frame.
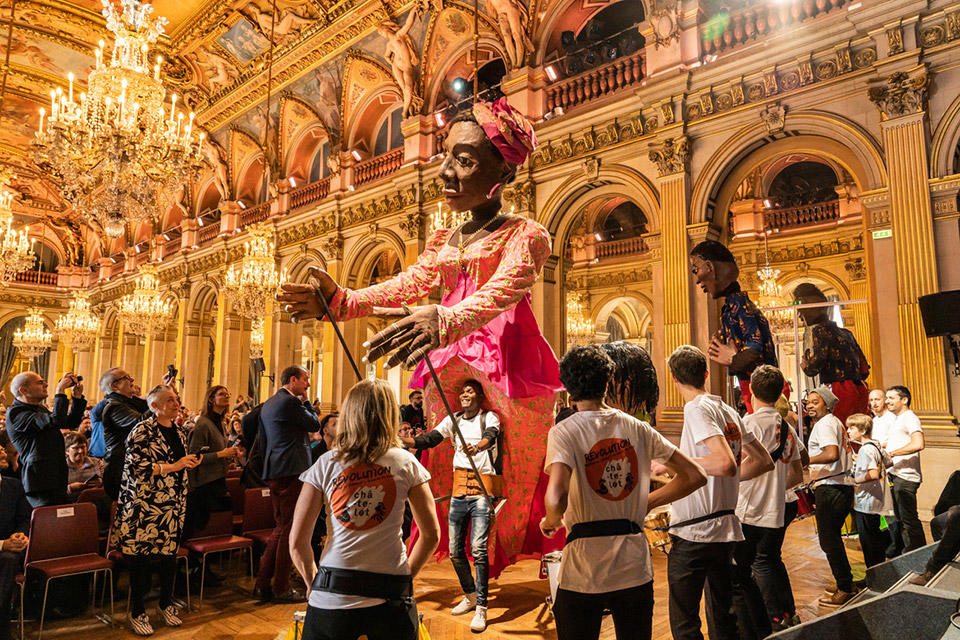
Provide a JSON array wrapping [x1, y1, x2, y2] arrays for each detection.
[[0, 445, 30, 637], [253, 365, 318, 603]]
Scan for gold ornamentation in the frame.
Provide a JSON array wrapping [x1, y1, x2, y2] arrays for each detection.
[[249, 317, 265, 358], [648, 137, 690, 177], [844, 257, 866, 281], [868, 70, 930, 119], [886, 26, 904, 55], [0, 184, 36, 285], [920, 26, 946, 48], [565, 290, 595, 346], [760, 103, 786, 134], [319, 234, 344, 261]]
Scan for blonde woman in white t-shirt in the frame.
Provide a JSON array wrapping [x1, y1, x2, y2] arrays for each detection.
[[289, 379, 441, 640], [541, 345, 706, 640]]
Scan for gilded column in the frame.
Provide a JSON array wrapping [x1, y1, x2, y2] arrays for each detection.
[[260, 299, 276, 403], [845, 259, 875, 389], [173, 288, 189, 380], [211, 293, 228, 384], [319, 234, 345, 405], [114, 320, 125, 368], [868, 68, 951, 423], [140, 336, 152, 387], [649, 136, 692, 421]]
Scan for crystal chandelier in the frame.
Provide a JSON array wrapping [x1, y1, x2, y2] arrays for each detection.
[[566, 291, 595, 345], [13, 308, 53, 358], [249, 318, 265, 358], [756, 232, 793, 333], [54, 291, 102, 350], [224, 225, 285, 319], [117, 263, 174, 337], [0, 186, 35, 284], [32, 0, 204, 238]]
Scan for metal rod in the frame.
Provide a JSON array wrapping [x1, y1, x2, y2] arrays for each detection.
[[316, 290, 363, 382]]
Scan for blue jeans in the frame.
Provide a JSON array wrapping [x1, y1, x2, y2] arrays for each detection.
[[448, 496, 493, 607]]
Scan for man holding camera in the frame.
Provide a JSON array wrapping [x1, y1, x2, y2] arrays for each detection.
[[7, 371, 86, 507]]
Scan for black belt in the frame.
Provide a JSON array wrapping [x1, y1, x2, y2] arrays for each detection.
[[668, 509, 735, 530], [565, 519, 643, 545], [311, 566, 413, 603]]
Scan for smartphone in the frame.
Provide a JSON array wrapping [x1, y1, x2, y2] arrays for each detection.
[[198, 446, 210, 454], [76, 375, 83, 382], [83, 474, 100, 485]]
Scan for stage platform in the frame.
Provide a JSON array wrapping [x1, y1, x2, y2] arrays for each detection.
[[22, 518, 878, 639]]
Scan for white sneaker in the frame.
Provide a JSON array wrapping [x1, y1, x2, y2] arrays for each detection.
[[158, 604, 182, 627], [470, 606, 487, 632], [129, 613, 154, 636], [451, 593, 477, 615]]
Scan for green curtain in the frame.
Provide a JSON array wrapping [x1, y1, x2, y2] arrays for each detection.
[[0, 317, 25, 401]]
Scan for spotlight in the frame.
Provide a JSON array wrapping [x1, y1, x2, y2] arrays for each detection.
[[197, 217, 205, 227], [763, 199, 772, 208], [435, 112, 445, 127], [545, 65, 558, 81], [603, 44, 619, 60], [288, 177, 296, 187], [560, 30, 575, 47], [452, 77, 468, 94], [351, 149, 362, 161], [237, 200, 246, 209], [583, 50, 598, 66], [594, 232, 603, 242]]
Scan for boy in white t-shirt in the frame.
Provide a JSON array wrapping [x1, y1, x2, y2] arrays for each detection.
[[806, 385, 856, 606], [734, 366, 801, 638], [846, 413, 893, 568], [541, 344, 706, 640], [666, 346, 772, 640]]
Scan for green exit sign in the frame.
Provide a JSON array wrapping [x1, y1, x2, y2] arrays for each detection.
[[872, 229, 892, 239]]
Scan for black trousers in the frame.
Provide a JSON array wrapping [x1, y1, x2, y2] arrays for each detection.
[[854, 511, 890, 568], [667, 537, 738, 640], [183, 478, 230, 541], [891, 475, 926, 552], [813, 484, 854, 592], [553, 581, 653, 640], [301, 599, 419, 640], [124, 554, 177, 618], [732, 525, 774, 640], [0, 550, 23, 635], [753, 500, 798, 621], [926, 505, 960, 574]]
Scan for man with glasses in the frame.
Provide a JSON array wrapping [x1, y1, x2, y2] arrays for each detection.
[[100, 368, 149, 500]]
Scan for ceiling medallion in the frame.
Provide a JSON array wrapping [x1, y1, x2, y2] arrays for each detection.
[[54, 291, 103, 351], [0, 184, 36, 285], [117, 263, 175, 337], [32, 0, 204, 238], [223, 224, 285, 319], [13, 308, 53, 359]]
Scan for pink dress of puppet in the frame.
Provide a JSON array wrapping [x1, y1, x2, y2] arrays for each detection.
[[327, 99, 565, 578]]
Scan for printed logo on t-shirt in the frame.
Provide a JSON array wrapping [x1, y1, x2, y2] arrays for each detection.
[[780, 429, 796, 463], [724, 422, 743, 463], [584, 438, 638, 501], [329, 463, 397, 530]]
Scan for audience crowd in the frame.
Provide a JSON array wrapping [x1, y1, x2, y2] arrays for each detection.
[[0, 350, 955, 639]]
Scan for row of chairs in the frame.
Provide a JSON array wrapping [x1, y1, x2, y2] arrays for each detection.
[[15, 486, 277, 639]]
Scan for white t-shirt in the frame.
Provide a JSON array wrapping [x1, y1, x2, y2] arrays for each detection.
[[852, 440, 893, 515], [785, 433, 805, 503], [435, 411, 500, 475], [871, 411, 895, 447], [808, 413, 854, 485], [886, 409, 923, 483], [299, 447, 431, 609], [544, 409, 677, 593], [737, 408, 801, 528], [672, 394, 753, 543]]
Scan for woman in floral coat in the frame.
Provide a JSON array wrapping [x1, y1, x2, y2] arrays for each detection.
[[111, 385, 200, 636]]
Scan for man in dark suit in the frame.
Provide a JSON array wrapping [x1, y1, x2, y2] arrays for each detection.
[[253, 365, 318, 603], [0, 445, 30, 638], [7, 371, 86, 507]]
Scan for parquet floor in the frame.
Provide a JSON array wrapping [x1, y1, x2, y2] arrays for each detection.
[[23, 517, 884, 639]]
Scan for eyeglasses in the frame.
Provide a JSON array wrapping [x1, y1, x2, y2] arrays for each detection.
[[118, 375, 134, 383]]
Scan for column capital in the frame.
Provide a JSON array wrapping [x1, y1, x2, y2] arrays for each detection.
[[868, 67, 930, 121], [686, 222, 720, 245], [319, 233, 344, 262], [399, 211, 425, 242], [648, 135, 690, 177]]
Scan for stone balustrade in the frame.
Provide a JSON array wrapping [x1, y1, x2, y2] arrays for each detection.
[[763, 199, 841, 230], [290, 178, 331, 210], [13, 270, 57, 285], [595, 235, 648, 259], [700, 0, 850, 56], [354, 148, 403, 187], [546, 51, 645, 114]]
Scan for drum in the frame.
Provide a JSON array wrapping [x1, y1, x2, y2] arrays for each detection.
[[644, 506, 671, 553], [794, 486, 815, 519], [539, 551, 562, 605]]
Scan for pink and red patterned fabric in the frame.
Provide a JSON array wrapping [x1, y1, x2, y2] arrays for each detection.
[[472, 98, 538, 166]]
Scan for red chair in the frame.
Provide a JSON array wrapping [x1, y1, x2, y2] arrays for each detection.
[[226, 476, 245, 532], [182, 511, 253, 609], [241, 487, 275, 547], [22, 503, 114, 639], [74, 487, 107, 504]]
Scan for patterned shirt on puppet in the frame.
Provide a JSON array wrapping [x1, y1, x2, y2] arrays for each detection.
[[802, 320, 869, 384], [718, 282, 778, 379]]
